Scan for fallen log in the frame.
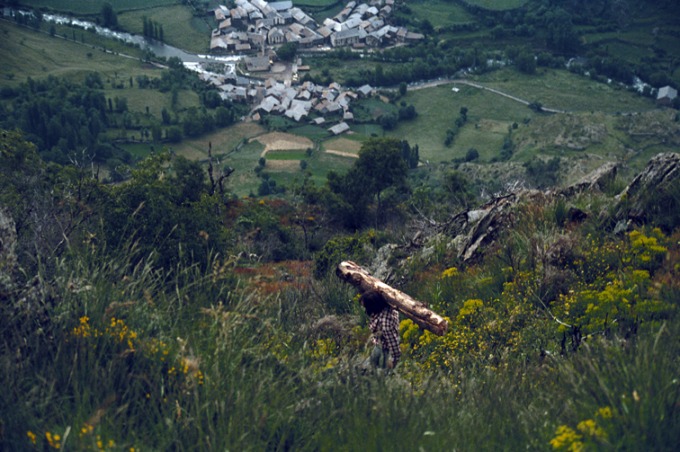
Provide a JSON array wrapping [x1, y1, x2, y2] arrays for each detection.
[[336, 261, 448, 336]]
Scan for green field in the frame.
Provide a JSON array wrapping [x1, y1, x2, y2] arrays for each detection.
[[16, 0, 178, 15], [387, 83, 535, 163], [118, 5, 211, 54], [465, 0, 528, 10], [265, 150, 308, 160], [0, 20, 152, 86], [308, 147, 354, 182], [475, 68, 656, 113], [290, 124, 331, 142], [293, 0, 338, 6], [160, 122, 268, 197], [401, 0, 473, 27], [2, 0, 677, 194], [106, 86, 200, 119]]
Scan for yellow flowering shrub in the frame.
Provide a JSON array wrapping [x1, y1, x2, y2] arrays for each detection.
[[552, 228, 674, 338], [628, 229, 668, 270], [306, 338, 340, 373]]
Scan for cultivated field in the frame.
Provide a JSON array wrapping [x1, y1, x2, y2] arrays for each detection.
[[256, 132, 314, 156], [323, 136, 363, 157]]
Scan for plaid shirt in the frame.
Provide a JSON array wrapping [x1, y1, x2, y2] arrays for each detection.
[[369, 308, 401, 364]]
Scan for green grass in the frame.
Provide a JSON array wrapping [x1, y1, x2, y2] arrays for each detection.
[[387, 83, 535, 162], [16, 0, 178, 15], [0, 21, 152, 87], [307, 147, 355, 184], [465, 0, 528, 10], [475, 68, 656, 113], [50, 22, 147, 58], [287, 124, 330, 142], [265, 150, 308, 160], [117, 141, 159, 159], [294, 0, 338, 6], [348, 123, 384, 138], [219, 136, 266, 197], [104, 87, 200, 118], [2, 201, 679, 450], [400, 0, 473, 27], [118, 5, 212, 54]]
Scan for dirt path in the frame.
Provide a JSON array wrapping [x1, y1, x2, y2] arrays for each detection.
[[407, 78, 568, 114], [325, 150, 359, 158]]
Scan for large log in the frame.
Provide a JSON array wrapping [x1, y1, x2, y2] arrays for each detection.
[[336, 261, 448, 336]]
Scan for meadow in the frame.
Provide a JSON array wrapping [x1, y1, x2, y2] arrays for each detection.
[[117, 5, 212, 54], [403, 0, 474, 28], [15, 0, 178, 15], [387, 83, 534, 163], [2, 1, 680, 445], [474, 68, 656, 113], [465, 0, 528, 10], [0, 20, 149, 86]]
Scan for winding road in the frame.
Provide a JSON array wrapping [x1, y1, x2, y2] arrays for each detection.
[[408, 78, 568, 114]]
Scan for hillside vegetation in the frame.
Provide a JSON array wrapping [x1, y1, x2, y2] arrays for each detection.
[[1, 129, 679, 449], [1, 1, 680, 447]]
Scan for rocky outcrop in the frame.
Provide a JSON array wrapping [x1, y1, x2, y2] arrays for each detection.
[[0, 207, 17, 293], [368, 153, 678, 279], [558, 161, 618, 197], [614, 152, 680, 225], [442, 192, 523, 262]]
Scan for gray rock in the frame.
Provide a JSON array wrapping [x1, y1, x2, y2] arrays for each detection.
[[558, 161, 618, 196], [0, 207, 17, 290], [615, 152, 680, 223]]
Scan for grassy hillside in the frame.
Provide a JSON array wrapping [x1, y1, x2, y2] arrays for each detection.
[[387, 83, 533, 162], [405, 0, 474, 28], [475, 68, 656, 113], [0, 20, 149, 86], [1, 129, 678, 449]]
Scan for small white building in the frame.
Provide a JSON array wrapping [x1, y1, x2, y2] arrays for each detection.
[[657, 85, 678, 106]]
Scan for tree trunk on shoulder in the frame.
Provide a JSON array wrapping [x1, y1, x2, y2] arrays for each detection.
[[336, 261, 448, 336]]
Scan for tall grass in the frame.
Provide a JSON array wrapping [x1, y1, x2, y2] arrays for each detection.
[[1, 229, 678, 449]]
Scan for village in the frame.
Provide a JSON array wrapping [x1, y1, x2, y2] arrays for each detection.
[[196, 0, 424, 134]]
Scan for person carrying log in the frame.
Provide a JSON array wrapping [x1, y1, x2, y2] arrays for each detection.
[[360, 290, 401, 369], [337, 261, 448, 337]]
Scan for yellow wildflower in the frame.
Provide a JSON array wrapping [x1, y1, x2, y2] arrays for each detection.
[[577, 418, 606, 439], [26, 431, 37, 444], [441, 267, 458, 278], [550, 425, 583, 450], [596, 406, 613, 419]]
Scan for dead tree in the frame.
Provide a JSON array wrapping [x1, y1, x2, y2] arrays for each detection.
[[207, 142, 234, 196], [336, 261, 448, 336]]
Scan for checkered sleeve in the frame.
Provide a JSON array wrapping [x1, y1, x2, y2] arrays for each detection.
[[379, 309, 401, 364]]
